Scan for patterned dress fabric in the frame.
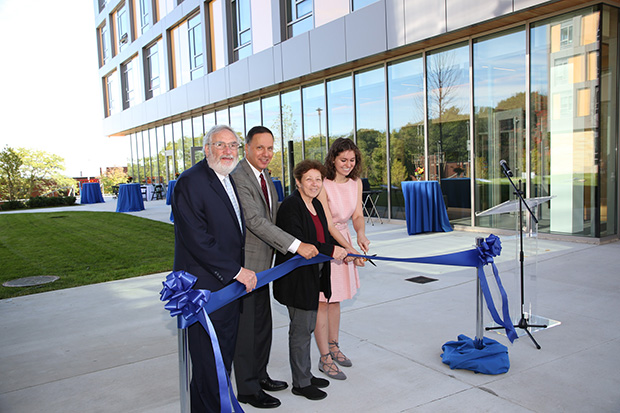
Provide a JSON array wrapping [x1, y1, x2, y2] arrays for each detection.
[[319, 178, 360, 303]]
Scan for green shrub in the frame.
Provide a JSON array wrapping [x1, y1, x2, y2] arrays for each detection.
[[0, 200, 26, 210], [26, 196, 76, 209]]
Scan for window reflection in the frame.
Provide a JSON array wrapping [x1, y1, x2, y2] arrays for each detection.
[[388, 55, 425, 220], [302, 82, 326, 160], [355, 66, 386, 217], [531, 8, 601, 236], [474, 29, 526, 230], [281, 89, 304, 168], [427, 43, 471, 225], [327, 75, 354, 141]]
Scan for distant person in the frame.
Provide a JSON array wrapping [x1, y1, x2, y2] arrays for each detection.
[[231, 126, 319, 409], [315, 138, 370, 380], [273, 160, 348, 401], [172, 125, 257, 412]]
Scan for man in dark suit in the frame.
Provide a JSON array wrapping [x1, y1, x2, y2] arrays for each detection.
[[231, 126, 319, 409], [172, 124, 257, 413]]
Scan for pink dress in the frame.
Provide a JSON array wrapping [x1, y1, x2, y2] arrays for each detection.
[[319, 178, 360, 303]]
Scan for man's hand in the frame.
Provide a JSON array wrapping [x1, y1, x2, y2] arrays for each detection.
[[296, 242, 319, 259], [236, 268, 257, 293]]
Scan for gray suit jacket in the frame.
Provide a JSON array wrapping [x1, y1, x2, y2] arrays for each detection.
[[231, 158, 295, 273]]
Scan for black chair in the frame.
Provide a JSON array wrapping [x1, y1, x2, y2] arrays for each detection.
[[152, 184, 164, 200], [112, 185, 119, 199], [140, 185, 148, 201], [362, 178, 383, 225]]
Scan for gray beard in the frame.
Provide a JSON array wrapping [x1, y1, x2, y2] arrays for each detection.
[[208, 155, 238, 176]]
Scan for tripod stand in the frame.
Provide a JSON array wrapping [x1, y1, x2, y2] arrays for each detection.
[[486, 163, 547, 349]]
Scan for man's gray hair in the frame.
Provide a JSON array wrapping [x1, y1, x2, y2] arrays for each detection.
[[203, 125, 240, 148]]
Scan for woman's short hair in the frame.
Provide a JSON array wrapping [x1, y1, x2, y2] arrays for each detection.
[[293, 159, 326, 183], [324, 138, 362, 180]]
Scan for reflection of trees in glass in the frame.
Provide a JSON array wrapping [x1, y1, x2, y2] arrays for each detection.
[[390, 123, 424, 183], [427, 49, 469, 180]]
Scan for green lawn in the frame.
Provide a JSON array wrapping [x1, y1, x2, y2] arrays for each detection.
[[0, 211, 174, 299]]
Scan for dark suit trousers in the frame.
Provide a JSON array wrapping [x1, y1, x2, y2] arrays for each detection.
[[189, 300, 240, 413], [233, 284, 273, 395]]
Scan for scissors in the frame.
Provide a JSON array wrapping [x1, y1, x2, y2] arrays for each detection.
[[363, 253, 377, 267]]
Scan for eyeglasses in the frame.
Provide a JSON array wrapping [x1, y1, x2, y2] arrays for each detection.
[[210, 141, 240, 150]]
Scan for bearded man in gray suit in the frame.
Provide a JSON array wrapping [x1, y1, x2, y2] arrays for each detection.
[[232, 126, 319, 409]]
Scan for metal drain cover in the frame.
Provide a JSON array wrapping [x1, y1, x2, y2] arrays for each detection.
[[3, 276, 60, 287], [406, 276, 437, 284]]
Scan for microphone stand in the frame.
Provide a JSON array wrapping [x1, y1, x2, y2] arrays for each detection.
[[486, 169, 547, 349]]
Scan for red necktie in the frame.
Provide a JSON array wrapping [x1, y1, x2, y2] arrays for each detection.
[[260, 173, 270, 211]]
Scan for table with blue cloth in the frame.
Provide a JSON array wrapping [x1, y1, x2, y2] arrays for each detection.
[[166, 180, 177, 205], [116, 183, 145, 212], [401, 181, 452, 235], [80, 182, 105, 204], [272, 179, 284, 202]]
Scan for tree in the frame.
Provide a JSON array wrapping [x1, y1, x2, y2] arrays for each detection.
[[0, 146, 24, 200], [99, 167, 128, 194], [0, 147, 76, 200], [17, 148, 73, 197]]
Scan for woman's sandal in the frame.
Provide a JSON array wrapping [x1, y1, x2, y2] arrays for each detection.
[[318, 353, 347, 380], [329, 340, 353, 367]]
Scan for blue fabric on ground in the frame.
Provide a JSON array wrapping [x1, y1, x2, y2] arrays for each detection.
[[441, 334, 510, 375]]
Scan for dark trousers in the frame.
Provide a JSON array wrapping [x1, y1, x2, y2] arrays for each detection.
[[233, 285, 273, 395], [188, 300, 240, 413], [287, 306, 317, 388]]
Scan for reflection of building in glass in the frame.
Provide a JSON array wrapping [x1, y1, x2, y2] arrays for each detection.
[[93, 0, 619, 240]]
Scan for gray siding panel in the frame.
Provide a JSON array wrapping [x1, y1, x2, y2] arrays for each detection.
[[281, 33, 312, 81], [345, 1, 387, 62], [248, 48, 276, 91], [386, 0, 406, 50], [208, 68, 230, 103], [310, 18, 347, 72], [405, 0, 447, 44], [446, 0, 513, 32], [228, 59, 251, 97]]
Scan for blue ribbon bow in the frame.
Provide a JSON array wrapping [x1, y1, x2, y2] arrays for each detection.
[[160, 271, 243, 413]]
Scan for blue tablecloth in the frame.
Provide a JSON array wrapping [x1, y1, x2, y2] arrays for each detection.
[[116, 183, 145, 212], [272, 179, 284, 202], [401, 181, 452, 235], [166, 180, 177, 205], [80, 182, 104, 204]]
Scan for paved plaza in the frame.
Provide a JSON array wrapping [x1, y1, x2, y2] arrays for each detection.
[[1, 197, 619, 412]]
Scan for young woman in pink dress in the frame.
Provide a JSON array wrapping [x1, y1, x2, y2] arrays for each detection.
[[315, 138, 370, 380]]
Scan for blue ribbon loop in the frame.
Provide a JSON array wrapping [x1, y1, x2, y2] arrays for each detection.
[[349, 234, 517, 342], [161, 234, 516, 410]]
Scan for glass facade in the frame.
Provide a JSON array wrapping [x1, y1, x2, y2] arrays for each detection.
[[474, 29, 526, 230], [115, 5, 618, 240]]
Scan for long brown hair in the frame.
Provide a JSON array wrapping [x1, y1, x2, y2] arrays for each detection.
[[324, 138, 362, 180]]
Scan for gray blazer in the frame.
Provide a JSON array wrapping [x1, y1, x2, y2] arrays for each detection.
[[231, 158, 295, 273]]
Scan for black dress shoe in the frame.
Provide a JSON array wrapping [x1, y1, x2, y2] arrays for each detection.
[[237, 390, 281, 408], [311, 376, 329, 388], [292, 385, 327, 400], [259, 377, 288, 392]]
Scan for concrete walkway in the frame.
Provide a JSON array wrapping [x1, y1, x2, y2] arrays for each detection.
[[1, 198, 619, 412]]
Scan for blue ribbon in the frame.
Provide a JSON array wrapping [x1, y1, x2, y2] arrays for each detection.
[[161, 234, 516, 411], [160, 254, 332, 413], [349, 234, 517, 342]]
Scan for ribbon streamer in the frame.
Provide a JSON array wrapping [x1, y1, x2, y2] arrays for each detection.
[[348, 234, 517, 342], [160, 254, 332, 413], [161, 234, 516, 411]]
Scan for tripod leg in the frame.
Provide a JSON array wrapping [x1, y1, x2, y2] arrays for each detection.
[[524, 327, 541, 350]]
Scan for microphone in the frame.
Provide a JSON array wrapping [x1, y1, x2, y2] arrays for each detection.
[[499, 160, 513, 177]]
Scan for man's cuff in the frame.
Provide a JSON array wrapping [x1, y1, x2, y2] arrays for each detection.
[[288, 239, 301, 254]]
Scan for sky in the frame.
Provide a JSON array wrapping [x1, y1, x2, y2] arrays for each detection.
[[0, 0, 128, 177]]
